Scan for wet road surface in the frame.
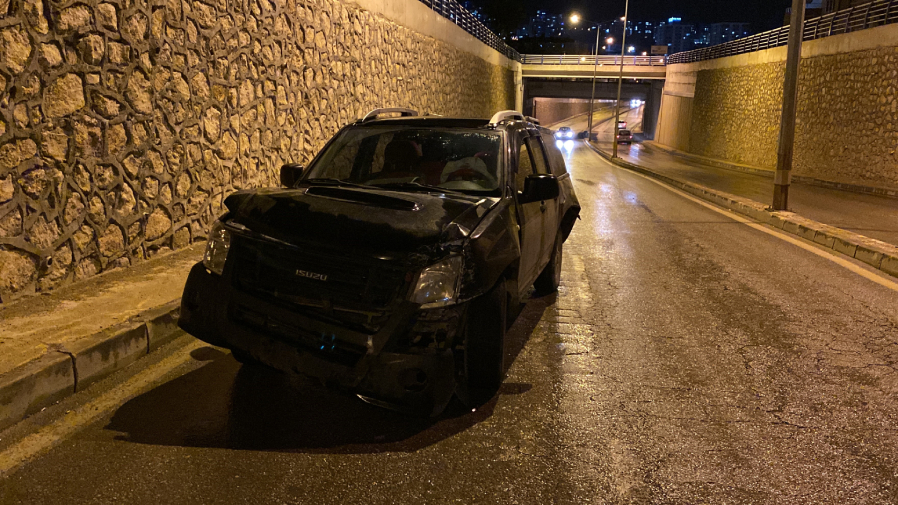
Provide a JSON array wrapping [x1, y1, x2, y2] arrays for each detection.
[[578, 108, 898, 246], [2, 140, 898, 504]]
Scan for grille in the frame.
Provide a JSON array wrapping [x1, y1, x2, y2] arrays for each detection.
[[230, 235, 408, 331]]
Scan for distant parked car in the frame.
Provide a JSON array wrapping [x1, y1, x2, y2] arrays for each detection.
[[616, 129, 633, 144], [555, 126, 574, 140]]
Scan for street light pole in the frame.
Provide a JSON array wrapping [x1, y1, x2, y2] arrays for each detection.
[[772, 0, 806, 211], [612, 0, 630, 159], [587, 26, 601, 133]]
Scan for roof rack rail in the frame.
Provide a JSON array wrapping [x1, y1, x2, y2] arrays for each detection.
[[525, 116, 540, 125], [488, 110, 525, 125], [359, 108, 419, 123]]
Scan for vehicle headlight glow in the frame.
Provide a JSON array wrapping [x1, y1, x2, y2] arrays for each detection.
[[202, 220, 231, 275], [410, 256, 463, 308]]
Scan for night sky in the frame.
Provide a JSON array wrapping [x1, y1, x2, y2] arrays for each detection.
[[472, 0, 795, 32]]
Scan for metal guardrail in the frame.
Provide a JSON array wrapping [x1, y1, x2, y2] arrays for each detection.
[[521, 54, 667, 66], [416, 0, 522, 62], [669, 0, 898, 64]]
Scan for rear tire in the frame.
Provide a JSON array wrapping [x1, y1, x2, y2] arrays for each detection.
[[534, 233, 563, 295], [458, 278, 507, 406]]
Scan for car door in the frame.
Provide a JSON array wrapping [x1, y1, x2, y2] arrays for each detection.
[[514, 132, 545, 290], [525, 134, 560, 271]]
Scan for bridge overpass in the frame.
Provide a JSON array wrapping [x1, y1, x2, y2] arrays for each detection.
[[521, 55, 668, 80], [520, 55, 667, 138]]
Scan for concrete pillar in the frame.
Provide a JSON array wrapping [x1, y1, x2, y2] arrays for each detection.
[[641, 80, 665, 140]]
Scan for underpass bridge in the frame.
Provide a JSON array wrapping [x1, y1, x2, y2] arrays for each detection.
[[521, 55, 667, 137]]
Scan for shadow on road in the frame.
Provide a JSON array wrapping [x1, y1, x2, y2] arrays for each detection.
[[104, 299, 550, 454]]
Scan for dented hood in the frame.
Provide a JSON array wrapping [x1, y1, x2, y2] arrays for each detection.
[[223, 186, 497, 254]]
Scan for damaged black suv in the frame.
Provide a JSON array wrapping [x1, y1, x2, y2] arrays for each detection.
[[178, 108, 580, 415]]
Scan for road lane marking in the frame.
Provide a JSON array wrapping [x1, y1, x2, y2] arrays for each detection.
[[590, 149, 898, 293], [0, 339, 206, 476]]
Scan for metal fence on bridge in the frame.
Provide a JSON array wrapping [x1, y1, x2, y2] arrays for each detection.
[[416, 0, 522, 62], [521, 54, 667, 66], [668, 0, 898, 64]]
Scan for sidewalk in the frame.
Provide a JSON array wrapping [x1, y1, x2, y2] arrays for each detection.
[[0, 244, 202, 431]]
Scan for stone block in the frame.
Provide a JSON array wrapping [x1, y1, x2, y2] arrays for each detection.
[[795, 224, 819, 242], [145, 301, 183, 351], [0, 352, 74, 431], [855, 246, 885, 269], [880, 255, 898, 278], [768, 214, 788, 230], [781, 220, 801, 236], [70, 323, 147, 390], [813, 232, 836, 248], [44, 74, 85, 118], [832, 237, 858, 257]]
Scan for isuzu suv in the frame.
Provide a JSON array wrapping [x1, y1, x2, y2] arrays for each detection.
[[178, 109, 580, 415]]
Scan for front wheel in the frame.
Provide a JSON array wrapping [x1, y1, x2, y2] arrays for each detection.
[[457, 278, 507, 406], [534, 233, 563, 295]]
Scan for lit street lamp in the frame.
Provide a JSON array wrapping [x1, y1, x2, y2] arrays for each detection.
[[570, 13, 604, 134], [612, 0, 630, 159]]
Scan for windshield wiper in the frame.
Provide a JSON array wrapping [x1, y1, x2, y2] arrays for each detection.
[[366, 181, 466, 195], [302, 178, 371, 190]]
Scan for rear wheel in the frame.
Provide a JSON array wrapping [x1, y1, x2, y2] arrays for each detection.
[[457, 278, 507, 406], [534, 233, 563, 295]]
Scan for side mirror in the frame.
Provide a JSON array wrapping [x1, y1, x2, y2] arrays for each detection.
[[280, 163, 304, 188], [520, 174, 559, 204]]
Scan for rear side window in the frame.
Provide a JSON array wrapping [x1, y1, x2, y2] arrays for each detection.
[[516, 141, 534, 192], [525, 137, 550, 175], [540, 133, 568, 176]]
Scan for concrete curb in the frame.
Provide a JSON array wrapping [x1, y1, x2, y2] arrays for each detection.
[[586, 141, 898, 280], [644, 141, 898, 200], [0, 299, 183, 432]]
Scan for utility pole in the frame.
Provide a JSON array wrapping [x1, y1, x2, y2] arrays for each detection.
[[612, 0, 630, 159], [772, 0, 806, 210]]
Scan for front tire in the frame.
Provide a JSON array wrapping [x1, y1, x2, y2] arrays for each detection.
[[534, 233, 563, 295], [458, 278, 507, 406]]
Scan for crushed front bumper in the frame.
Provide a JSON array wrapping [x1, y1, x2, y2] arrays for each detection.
[[178, 263, 462, 415]]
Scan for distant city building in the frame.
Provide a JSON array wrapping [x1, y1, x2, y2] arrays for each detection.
[[703, 23, 751, 46], [654, 18, 752, 54], [517, 11, 567, 39], [654, 18, 697, 54]]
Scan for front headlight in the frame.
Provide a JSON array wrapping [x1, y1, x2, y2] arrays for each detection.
[[410, 256, 463, 308], [202, 220, 231, 275]]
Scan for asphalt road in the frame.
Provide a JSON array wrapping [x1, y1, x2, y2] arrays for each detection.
[[2, 138, 898, 504]]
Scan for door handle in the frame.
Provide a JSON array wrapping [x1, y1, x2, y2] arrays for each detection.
[[540, 202, 547, 213]]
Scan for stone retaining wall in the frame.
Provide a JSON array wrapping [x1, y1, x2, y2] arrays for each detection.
[[660, 25, 898, 190], [0, 0, 518, 302]]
